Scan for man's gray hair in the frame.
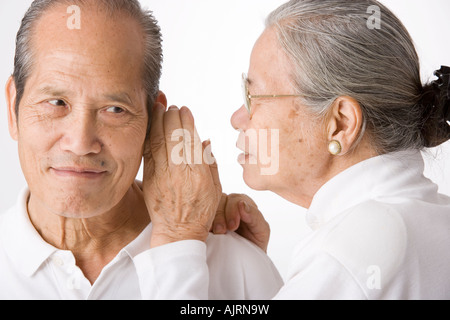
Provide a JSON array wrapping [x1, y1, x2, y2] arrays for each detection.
[[267, 0, 449, 152], [13, 0, 163, 123]]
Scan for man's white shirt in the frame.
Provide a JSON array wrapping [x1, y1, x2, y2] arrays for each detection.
[[0, 188, 283, 300]]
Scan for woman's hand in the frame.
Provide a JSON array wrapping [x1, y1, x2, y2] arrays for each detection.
[[211, 193, 270, 252], [143, 103, 222, 248]]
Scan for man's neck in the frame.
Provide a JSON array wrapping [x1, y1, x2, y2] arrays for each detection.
[[27, 182, 150, 284]]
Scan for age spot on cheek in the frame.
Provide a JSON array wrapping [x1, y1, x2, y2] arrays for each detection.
[[288, 109, 299, 120]]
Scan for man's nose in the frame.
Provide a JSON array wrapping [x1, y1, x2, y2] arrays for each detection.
[[59, 111, 102, 156], [231, 104, 249, 131]]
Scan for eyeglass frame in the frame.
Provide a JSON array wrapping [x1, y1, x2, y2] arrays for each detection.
[[242, 73, 302, 117]]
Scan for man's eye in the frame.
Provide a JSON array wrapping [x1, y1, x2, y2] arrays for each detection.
[[106, 106, 125, 114], [48, 99, 67, 107]]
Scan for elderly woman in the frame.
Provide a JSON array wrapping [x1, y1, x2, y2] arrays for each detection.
[[144, 0, 450, 299]]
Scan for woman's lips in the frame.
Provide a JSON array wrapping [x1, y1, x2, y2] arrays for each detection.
[[237, 147, 256, 164]]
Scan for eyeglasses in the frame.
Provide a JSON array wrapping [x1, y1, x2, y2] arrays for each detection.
[[242, 73, 302, 117]]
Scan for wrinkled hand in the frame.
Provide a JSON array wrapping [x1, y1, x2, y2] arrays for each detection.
[[211, 193, 270, 252], [143, 104, 222, 248]]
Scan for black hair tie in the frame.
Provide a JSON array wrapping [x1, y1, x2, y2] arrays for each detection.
[[432, 66, 450, 123]]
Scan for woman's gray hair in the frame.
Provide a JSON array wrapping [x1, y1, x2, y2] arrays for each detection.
[[13, 0, 163, 123], [267, 0, 450, 152]]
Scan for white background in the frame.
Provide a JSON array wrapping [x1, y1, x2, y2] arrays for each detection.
[[0, 0, 449, 277]]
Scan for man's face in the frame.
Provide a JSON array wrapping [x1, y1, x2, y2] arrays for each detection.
[[7, 4, 149, 218]]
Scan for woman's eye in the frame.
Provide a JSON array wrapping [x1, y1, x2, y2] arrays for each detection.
[[106, 106, 125, 114], [48, 99, 67, 107]]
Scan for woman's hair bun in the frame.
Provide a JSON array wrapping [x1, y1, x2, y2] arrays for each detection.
[[434, 66, 450, 121], [421, 66, 450, 148]]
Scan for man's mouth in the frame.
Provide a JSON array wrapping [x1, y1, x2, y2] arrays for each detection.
[[50, 167, 107, 178]]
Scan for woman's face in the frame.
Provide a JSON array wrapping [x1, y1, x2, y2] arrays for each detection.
[[231, 27, 332, 207]]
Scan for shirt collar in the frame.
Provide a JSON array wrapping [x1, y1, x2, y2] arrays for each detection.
[[1, 187, 154, 277], [306, 150, 435, 230], [1, 188, 57, 277], [122, 223, 152, 259]]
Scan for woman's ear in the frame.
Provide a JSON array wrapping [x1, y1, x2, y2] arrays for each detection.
[[5, 76, 18, 141], [326, 96, 363, 155]]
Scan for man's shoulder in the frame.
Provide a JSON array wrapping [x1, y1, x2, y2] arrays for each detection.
[[205, 231, 282, 281], [205, 231, 267, 260], [205, 231, 283, 299]]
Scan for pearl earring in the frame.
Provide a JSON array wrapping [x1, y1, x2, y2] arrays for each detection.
[[328, 140, 342, 155]]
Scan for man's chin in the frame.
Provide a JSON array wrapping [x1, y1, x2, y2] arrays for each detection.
[[49, 203, 107, 219], [41, 191, 111, 219]]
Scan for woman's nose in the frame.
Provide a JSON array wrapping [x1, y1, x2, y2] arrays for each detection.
[[231, 104, 249, 131]]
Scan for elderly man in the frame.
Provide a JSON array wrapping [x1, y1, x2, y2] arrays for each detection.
[[0, 0, 282, 299]]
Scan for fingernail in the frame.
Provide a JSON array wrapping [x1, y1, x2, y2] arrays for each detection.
[[168, 105, 178, 110], [242, 201, 250, 213], [153, 102, 164, 111], [214, 223, 225, 234], [227, 219, 235, 230]]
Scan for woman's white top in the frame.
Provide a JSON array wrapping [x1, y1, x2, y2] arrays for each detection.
[[127, 150, 450, 299]]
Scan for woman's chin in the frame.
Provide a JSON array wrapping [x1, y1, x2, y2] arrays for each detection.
[[242, 167, 270, 191]]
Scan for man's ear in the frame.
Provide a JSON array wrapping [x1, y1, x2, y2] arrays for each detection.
[[5, 76, 18, 141], [155, 90, 168, 108], [144, 90, 168, 156], [326, 96, 363, 155]]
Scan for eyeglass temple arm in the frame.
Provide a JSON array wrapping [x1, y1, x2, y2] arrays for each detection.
[[248, 94, 302, 99]]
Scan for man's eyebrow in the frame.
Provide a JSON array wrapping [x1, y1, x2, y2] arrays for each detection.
[[37, 86, 134, 106], [37, 86, 70, 97], [104, 92, 134, 106]]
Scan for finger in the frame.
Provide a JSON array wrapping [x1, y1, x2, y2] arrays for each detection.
[[203, 139, 215, 166], [143, 149, 156, 182], [206, 140, 222, 199], [148, 102, 167, 169], [211, 193, 228, 234], [237, 200, 270, 252], [180, 107, 202, 166], [164, 106, 185, 168], [238, 200, 268, 232], [223, 194, 244, 231]]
